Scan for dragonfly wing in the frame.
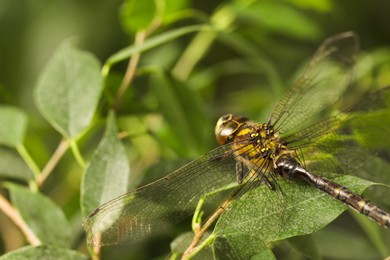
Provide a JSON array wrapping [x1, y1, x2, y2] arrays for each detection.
[[83, 144, 238, 246], [284, 86, 390, 182], [270, 32, 358, 134]]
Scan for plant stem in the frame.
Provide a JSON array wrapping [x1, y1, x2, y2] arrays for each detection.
[[186, 234, 215, 259], [103, 25, 210, 78], [69, 139, 85, 168], [172, 30, 217, 81], [37, 138, 70, 187], [113, 31, 146, 110], [172, 6, 235, 81], [0, 193, 41, 246], [16, 144, 40, 191], [182, 196, 235, 259], [191, 182, 237, 231]]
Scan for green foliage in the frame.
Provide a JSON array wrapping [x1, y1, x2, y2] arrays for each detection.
[[35, 41, 103, 139], [210, 176, 372, 259], [120, 0, 156, 34], [0, 245, 87, 260], [234, 1, 322, 40], [0, 0, 389, 259], [150, 71, 211, 156], [0, 148, 33, 181], [0, 106, 27, 147], [81, 111, 130, 218], [7, 184, 72, 247], [168, 175, 378, 259]]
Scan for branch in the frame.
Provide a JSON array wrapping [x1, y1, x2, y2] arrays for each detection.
[[37, 138, 70, 187], [0, 193, 41, 246], [113, 31, 146, 110], [181, 196, 234, 259]]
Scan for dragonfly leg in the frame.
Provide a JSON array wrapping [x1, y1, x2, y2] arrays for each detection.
[[262, 175, 275, 190]]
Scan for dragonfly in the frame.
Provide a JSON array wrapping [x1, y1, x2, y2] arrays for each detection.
[[83, 32, 390, 258]]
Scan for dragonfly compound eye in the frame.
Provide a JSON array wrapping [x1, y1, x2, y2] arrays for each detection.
[[215, 114, 247, 145]]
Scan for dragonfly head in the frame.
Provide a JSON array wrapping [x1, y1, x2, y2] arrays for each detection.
[[215, 114, 249, 145]]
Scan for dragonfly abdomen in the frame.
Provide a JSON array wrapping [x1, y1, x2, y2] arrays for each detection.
[[312, 175, 390, 228], [276, 155, 390, 228]]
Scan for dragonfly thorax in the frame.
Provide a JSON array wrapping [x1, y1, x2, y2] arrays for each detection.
[[215, 114, 290, 171]]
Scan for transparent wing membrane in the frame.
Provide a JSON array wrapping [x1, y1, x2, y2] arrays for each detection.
[[83, 32, 390, 251], [270, 32, 358, 134], [84, 144, 241, 245]]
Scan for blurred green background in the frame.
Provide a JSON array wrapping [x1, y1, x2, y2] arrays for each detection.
[[0, 0, 390, 259]]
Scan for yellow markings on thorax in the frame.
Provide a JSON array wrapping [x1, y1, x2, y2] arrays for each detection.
[[232, 124, 288, 173], [236, 127, 252, 137], [233, 122, 299, 175]]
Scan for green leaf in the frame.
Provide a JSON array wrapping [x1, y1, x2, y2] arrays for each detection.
[[351, 211, 390, 257], [312, 226, 383, 259], [0, 147, 34, 181], [286, 0, 333, 12], [164, 0, 188, 17], [0, 106, 28, 147], [208, 175, 373, 258], [288, 235, 321, 260], [149, 71, 211, 156], [213, 233, 269, 259], [174, 233, 276, 259], [357, 155, 390, 190], [350, 110, 390, 150], [170, 232, 194, 256], [35, 41, 103, 138], [251, 248, 277, 260], [80, 111, 130, 218], [0, 245, 88, 260], [7, 184, 72, 247], [233, 1, 321, 40], [120, 0, 156, 33]]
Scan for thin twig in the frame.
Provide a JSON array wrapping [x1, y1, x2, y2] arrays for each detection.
[[16, 145, 41, 181], [112, 8, 162, 111], [0, 193, 41, 246], [182, 197, 234, 259], [37, 138, 70, 187], [113, 31, 146, 110], [144, 18, 161, 37], [69, 139, 86, 168]]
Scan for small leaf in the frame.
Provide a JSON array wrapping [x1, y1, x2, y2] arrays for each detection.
[[213, 233, 270, 259], [0, 245, 88, 260], [251, 248, 277, 260], [81, 111, 130, 218], [288, 235, 321, 260], [150, 71, 211, 156], [35, 41, 103, 138], [0, 106, 28, 147], [312, 226, 383, 259], [119, 0, 156, 33], [210, 175, 373, 257], [163, 0, 189, 21], [234, 1, 321, 40], [170, 232, 194, 255], [286, 0, 333, 12], [0, 147, 34, 181], [7, 184, 72, 247]]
